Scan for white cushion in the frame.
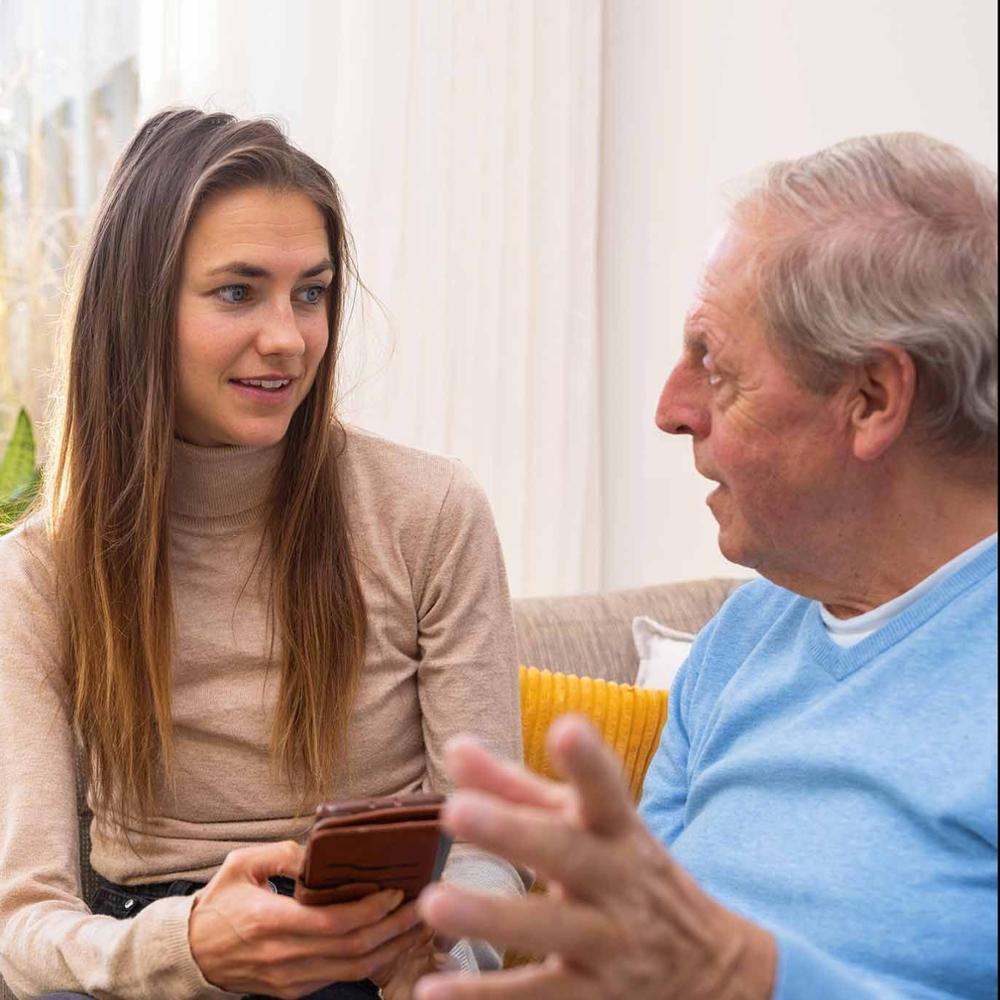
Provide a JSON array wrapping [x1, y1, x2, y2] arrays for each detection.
[[632, 615, 695, 690]]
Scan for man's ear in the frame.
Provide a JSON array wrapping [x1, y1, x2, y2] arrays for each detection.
[[847, 343, 917, 462]]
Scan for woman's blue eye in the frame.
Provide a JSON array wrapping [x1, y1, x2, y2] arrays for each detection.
[[298, 285, 328, 305], [218, 285, 250, 304]]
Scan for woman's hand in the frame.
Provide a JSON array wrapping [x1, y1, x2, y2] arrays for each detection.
[[188, 840, 427, 999], [372, 932, 449, 1000]]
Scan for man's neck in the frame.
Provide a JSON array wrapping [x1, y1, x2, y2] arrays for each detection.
[[821, 524, 996, 619], [768, 459, 997, 619]]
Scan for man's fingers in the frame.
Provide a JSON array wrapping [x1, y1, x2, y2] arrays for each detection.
[[546, 716, 636, 837], [443, 722, 636, 840], [441, 792, 614, 900], [445, 736, 570, 812], [417, 884, 605, 963], [415, 957, 596, 1000]]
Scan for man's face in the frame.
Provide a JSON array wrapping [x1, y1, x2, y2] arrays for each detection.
[[656, 227, 856, 580]]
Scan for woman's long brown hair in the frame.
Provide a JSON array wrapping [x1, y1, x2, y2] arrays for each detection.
[[49, 109, 367, 830]]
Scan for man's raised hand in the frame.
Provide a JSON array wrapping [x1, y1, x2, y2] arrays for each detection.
[[415, 716, 776, 1000]]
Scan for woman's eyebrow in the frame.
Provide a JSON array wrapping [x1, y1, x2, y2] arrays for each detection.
[[205, 259, 334, 279]]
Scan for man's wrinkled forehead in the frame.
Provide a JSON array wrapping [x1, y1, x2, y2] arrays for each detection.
[[687, 225, 731, 305], [705, 224, 731, 262], [688, 225, 753, 302], [687, 225, 759, 325]]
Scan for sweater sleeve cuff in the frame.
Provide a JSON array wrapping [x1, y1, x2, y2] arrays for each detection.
[[150, 894, 240, 999], [442, 843, 528, 898], [440, 844, 525, 971]]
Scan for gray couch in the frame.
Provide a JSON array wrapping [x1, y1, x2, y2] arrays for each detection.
[[0, 576, 742, 1000], [513, 577, 741, 683]]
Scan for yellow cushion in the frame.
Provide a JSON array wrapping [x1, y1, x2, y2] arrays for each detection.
[[519, 665, 668, 803], [504, 667, 669, 969]]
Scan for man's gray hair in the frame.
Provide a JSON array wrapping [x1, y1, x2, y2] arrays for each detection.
[[733, 133, 997, 455]]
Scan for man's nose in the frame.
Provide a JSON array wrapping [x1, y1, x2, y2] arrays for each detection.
[[256, 300, 306, 357], [655, 363, 708, 437]]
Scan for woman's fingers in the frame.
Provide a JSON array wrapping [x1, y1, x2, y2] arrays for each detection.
[[191, 836, 440, 997], [219, 841, 416, 936], [259, 893, 421, 943], [326, 900, 425, 955], [221, 838, 305, 882], [252, 921, 435, 999]]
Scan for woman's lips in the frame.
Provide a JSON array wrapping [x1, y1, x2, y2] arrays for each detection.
[[228, 377, 296, 406]]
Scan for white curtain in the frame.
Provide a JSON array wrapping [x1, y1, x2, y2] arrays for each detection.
[[139, 0, 604, 599], [9, 0, 994, 596], [0, 0, 138, 452]]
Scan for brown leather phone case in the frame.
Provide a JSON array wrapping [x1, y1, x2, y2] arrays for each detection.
[[295, 792, 451, 906]]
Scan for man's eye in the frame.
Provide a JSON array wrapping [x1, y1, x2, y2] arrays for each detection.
[[217, 284, 251, 305], [296, 285, 328, 306], [702, 351, 723, 386]]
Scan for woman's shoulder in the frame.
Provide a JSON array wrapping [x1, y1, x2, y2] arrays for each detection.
[[339, 424, 484, 509], [338, 425, 496, 558], [0, 512, 58, 612]]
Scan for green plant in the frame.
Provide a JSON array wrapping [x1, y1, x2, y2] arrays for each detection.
[[0, 408, 42, 536]]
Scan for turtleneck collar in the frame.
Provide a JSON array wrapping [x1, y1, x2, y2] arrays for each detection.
[[169, 437, 283, 526]]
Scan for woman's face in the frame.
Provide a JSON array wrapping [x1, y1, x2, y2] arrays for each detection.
[[174, 186, 333, 448]]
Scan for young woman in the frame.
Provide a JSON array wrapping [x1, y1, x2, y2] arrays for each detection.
[[0, 109, 523, 1000]]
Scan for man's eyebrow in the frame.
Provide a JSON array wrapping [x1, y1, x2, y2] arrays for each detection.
[[205, 259, 334, 279], [682, 322, 707, 352]]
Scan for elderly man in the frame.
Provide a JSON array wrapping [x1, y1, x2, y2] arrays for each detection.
[[414, 133, 998, 1000]]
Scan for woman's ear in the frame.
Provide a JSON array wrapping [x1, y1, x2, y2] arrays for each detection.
[[848, 343, 918, 462]]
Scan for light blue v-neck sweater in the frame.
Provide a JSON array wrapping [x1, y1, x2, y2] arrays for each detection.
[[640, 541, 998, 1000]]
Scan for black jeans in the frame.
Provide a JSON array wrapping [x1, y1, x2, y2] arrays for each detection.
[[50, 875, 380, 1000]]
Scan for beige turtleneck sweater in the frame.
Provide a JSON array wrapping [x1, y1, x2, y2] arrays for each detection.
[[0, 426, 523, 999]]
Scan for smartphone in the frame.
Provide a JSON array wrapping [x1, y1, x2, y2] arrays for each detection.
[[295, 792, 452, 906]]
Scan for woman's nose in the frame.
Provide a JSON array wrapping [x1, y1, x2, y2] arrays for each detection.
[[256, 301, 306, 357]]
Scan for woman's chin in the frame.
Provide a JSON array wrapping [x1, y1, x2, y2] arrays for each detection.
[[225, 423, 291, 448], [176, 417, 291, 449]]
